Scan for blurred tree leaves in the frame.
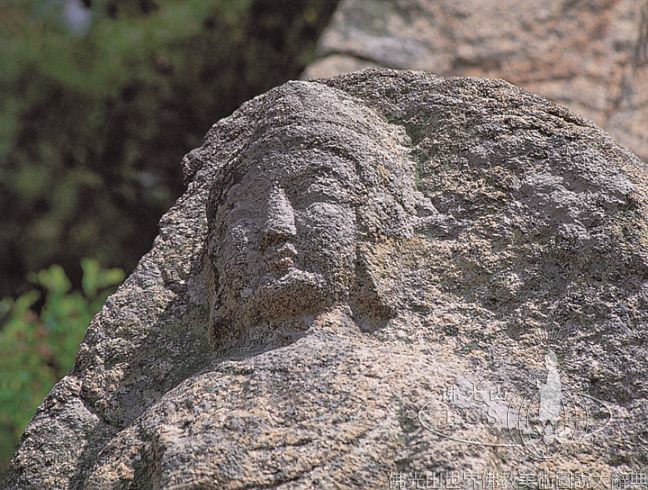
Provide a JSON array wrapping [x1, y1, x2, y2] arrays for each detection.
[[0, 260, 124, 474], [0, 0, 337, 298]]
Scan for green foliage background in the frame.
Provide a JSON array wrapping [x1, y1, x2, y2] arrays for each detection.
[[0, 0, 337, 475], [0, 261, 124, 473], [0, 0, 336, 298]]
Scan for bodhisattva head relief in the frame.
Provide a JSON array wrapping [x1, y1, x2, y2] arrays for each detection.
[[205, 84, 429, 352]]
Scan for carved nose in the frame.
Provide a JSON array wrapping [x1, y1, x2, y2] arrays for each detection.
[[259, 187, 296, 250]]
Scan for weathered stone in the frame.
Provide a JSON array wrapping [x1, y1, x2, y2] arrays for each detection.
[[5, 70, 648, 489], [304, 0, 648, 163]]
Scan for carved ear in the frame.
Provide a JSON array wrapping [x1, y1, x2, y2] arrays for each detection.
[[349, 242, 396, 332], [412, 191, 454, 237], [414, 191, 438, 219]]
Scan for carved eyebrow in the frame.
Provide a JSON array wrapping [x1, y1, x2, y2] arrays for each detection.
[[281, 161, 356, 188], [222, 174, 271, 203], [285, 169, 350, 188], [289, 181, 354, 208]]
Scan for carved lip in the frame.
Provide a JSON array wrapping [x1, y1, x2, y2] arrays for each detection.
[[264, 242, 298, 273]]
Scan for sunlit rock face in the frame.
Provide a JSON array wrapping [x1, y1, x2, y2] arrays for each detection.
[[6, 70, 648, 489], [305, 0, 648, 164]]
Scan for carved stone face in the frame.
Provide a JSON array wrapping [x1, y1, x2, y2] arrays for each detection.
[[211, 145, 360, 327]]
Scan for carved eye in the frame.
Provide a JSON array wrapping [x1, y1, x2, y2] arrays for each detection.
[[220, 222, 253, 263], [298, 203, 355, 238], [224, 204, 255, 229]]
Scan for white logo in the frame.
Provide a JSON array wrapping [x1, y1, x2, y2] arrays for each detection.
[[418, 349, 612, 459]]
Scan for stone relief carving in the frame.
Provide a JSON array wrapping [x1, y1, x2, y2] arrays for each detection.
[[204, 91, 438, 352], [6, 72, 648, 489]]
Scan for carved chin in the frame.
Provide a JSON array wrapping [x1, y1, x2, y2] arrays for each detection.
[[247, 268, 331, 320]]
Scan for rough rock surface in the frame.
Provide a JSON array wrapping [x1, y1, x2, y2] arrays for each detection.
[[304, 0, 648, 164], [5, 70, 648, 489]]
